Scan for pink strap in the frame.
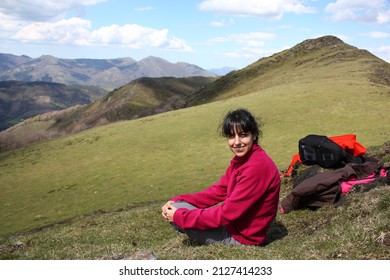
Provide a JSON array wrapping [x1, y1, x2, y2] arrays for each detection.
[[340, 169, 387, 194]]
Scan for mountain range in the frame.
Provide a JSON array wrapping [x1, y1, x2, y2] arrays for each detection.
[[0, 54, 217, 90], [1, 35, 389, 261], [1, 35, 389, 153]]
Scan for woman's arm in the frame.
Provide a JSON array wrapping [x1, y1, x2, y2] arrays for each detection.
[[173, 159, 280, 230]]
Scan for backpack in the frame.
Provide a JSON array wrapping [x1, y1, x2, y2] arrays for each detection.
[[298, 134, 363, 168]]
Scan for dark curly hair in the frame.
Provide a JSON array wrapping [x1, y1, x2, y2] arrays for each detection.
[[220, 109, 262, 144]]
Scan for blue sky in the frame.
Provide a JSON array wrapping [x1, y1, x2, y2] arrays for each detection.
[[1, 0, 390, 69]]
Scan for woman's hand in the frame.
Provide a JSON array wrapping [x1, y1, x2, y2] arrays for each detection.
[[161, 200, 177, 222]]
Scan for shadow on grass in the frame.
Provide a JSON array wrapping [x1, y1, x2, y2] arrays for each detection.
[[180, 220, 288, 247], [263, 221, 288, 246]]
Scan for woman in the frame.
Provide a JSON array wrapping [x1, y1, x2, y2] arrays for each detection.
[[161, 109, 280, 246]]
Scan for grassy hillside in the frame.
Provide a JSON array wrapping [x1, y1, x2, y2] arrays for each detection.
[[0, 107, 389, 259], [0, 76, 216, 152], [3, 36, 388, 153], [188, 36, 390, 105], [1, 183, 389, 259], [0, 81, 107, 131], [0, 78, 389, 233], [52, 76, 217, 133], [0, 36, 389, 259]]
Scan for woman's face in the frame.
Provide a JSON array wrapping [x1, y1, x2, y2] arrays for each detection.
[[227, 125, 255, 157]]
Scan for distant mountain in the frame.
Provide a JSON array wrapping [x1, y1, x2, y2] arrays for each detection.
[[2, 35, 390, 153], [0, 81, 107, 131], [0, 53, 32, 72], [0, 54, 215, 90]]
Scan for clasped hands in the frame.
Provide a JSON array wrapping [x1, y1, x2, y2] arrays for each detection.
[[161, 200, 177, 222]]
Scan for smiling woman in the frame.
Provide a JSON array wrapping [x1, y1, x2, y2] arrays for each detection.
[[161, 108, 281, 246], [220, 109, 261, 157]]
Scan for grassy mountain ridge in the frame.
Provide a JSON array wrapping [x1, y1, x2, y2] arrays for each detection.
[[187, 36, 389, 105], [3, 35, 388, 153], [0, 76, 216, 152], [0, 35, 389, 259], [51, 76, 217, 133]]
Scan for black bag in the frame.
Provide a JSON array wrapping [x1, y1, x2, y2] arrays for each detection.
[[298, 134, 347, 168]]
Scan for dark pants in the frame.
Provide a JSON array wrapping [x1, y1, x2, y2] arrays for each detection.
[[170, 201, 242, 246]]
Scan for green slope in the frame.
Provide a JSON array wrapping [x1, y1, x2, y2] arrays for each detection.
[[0, 77, 216, 153], [0, 75, 389, 237], [0, 36, 390, 238], [52, 76, 217, 132], [188, 36, 390, 105]]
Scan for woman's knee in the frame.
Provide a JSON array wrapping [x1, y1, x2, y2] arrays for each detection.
[[172, 201, 198, 210]]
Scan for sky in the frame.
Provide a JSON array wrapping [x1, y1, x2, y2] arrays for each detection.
[[1, 0, 390, 70]]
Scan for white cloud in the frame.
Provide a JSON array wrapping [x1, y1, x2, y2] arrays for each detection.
[[10, 18, 193, 51], [210, 18, 234, 27], [325, 0, 390, 23], [0, 10, 22, 30], [0, 0, 107, 21], [373, 45, 390, 62], [198, 0, 316, 20], [210, 32, 277, 44], [379, 46, 390, 51], [211, 21, 226, 27], [369, 31, 390, 38], [166, 37, 193, 52], [90, 24, 168, 47], [135, 6, 155, 12], [278, 25, 293, 29], [13, 17, 91, 43], [221, 48, 276, 60], [0, 0, 192, 52], [89, 24, 192, 51], [209, 32, 277, 60]]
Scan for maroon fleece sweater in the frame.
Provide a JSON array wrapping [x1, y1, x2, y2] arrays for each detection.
[[172, 144, 281, 245]]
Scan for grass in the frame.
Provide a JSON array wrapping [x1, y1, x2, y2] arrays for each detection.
[[1, 184, 389, 260], [1, 40, 390, 258], [1, 82, 389, 237]]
